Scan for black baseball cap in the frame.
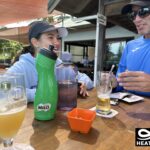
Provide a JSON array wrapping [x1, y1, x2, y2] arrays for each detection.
[[28, 21, 68, 42], [122, 0, 150, 14]]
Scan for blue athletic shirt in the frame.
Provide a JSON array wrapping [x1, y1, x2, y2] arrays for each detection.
[[115, 36, 150, 97]]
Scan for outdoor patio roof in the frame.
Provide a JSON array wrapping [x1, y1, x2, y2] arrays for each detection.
[[0, 26, 29, 44], [0, 0, 137, 44], [48, 0, 136, 33], [0, 0, 48, 26]]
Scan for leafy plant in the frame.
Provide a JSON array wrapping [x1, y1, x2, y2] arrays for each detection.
[[0, 39, 23, 64]]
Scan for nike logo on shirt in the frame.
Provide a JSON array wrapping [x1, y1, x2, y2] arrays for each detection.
[[132, 47, 140, 52]]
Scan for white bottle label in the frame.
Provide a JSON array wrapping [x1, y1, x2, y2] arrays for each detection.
[[37, 103, 51, 112]]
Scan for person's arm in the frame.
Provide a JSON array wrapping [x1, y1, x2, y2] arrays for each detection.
[[118, 71, 150, 92], [7, 59, 36, 103], [26, 88, 36, 102], [77, 72, 94, 97], [77, 71, 93, 90]]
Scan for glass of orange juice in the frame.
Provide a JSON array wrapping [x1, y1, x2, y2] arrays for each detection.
[[0, 72, 34, 150]]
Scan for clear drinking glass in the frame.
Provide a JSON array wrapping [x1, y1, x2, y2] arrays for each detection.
[[0, 72, 34, 150], [96, 71, 112, 115]]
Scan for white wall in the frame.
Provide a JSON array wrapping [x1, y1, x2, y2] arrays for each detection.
[[63, 25, 137, 43], [105, 25, 137, 39]]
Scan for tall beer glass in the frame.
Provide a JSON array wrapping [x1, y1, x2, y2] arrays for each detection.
[[0, 72, 33, 150], [96, 71, 112, 115]]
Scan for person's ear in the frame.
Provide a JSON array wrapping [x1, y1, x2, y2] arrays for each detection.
[[31, 38, 39, 48]]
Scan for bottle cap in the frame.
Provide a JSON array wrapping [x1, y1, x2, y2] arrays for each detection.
[[39, 45, 57, 60]]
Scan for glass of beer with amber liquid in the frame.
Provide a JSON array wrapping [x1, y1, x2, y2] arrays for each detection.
[[96, 71, 112, 115], [0, 72, 33, 150]]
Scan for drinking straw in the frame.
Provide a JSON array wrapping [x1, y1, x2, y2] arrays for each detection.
[[109, 64, 115, 75], [108, 64, 115, 89]]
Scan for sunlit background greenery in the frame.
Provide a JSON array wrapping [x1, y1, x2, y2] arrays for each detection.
[[0, 16, 55, 66], [0, 39, 23, 65]]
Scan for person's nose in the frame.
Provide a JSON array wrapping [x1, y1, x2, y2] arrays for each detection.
[[133, 14, 142, 23]]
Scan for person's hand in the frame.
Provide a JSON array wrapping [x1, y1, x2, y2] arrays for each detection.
[[118, 71, 150, 92], [78, 82, 89, 97]]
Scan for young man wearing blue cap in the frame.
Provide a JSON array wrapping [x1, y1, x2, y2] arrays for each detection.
[[113, 0, 150, 96]]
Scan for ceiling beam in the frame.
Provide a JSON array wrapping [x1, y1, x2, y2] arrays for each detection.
[[105, 0, 130, 16]]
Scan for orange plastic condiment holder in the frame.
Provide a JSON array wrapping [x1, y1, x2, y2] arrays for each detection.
[[67, 108, 96, 133]]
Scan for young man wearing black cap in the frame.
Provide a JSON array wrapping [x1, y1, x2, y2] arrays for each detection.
[[7, 21, 93, 102], [113, 0, 150, 96]]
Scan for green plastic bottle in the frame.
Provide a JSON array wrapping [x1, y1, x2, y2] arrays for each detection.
[[34, 46, 58, 120]]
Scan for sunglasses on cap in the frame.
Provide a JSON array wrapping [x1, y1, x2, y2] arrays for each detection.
[[128, 7, 150, 21]]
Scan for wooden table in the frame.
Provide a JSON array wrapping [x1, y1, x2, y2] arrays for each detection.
[[1, 89, 150, 150]]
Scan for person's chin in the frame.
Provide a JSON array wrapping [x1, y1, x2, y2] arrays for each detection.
[[137, 29, 146, 35], [137, 26, 149, 35]]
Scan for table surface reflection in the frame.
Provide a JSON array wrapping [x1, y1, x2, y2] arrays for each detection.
[[0, 89, 150, 150]]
